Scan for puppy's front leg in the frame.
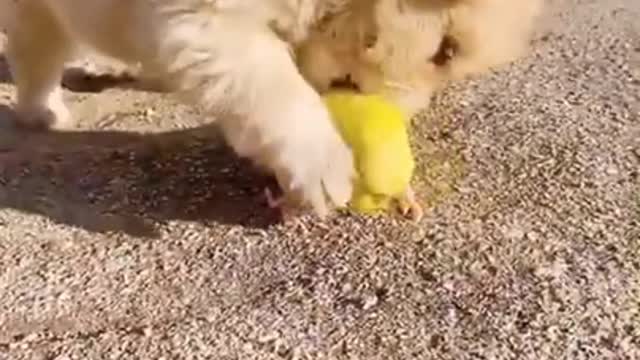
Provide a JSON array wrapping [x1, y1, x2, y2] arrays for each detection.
[[4, 0, 73, 129], [157, 14, 355, 217]]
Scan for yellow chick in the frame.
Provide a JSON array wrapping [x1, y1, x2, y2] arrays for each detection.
[[264, 91, 422, 222], [323, 91, 423, 221]]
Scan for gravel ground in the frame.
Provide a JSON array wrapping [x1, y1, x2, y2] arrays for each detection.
[[1, 0, 639, 359]]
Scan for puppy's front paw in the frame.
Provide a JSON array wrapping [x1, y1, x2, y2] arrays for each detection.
[[269, 101, 355, 218], [14, 105, 71, 131], [14, 88, 73, 130]]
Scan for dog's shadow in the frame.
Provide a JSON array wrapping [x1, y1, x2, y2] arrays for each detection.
[[0, 52, 283, 236], [0, 54, 9, 83], [0, 105, 282, 238], [0, 53, 163, 92]]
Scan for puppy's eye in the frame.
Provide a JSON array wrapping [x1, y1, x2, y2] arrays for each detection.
[[431, 35, 458, 66], [364, 33, 378, 49]]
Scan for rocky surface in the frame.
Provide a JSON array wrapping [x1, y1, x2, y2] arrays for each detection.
[[0, 0, 638, 359]]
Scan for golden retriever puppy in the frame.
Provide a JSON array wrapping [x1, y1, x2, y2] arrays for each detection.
[[297, 0, 543, 116], [1, 0, 542, 217]]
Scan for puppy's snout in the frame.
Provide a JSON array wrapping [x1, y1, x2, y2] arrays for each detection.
[[329, 74, 360, 92]]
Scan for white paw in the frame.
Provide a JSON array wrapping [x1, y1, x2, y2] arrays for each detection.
[[267, 99, 355, 217], [15, 87, 74, 130], [224, 93, 355, 218]]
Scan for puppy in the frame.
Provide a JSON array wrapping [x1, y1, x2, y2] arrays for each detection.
[[1, 0, 542, 217], [297, 0, 543, 116]]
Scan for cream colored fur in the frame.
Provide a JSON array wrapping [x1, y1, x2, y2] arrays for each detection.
[[1, 0, 542, 216]]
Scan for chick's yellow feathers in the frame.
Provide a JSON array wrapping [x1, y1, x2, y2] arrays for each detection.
[[323, 92, 415, 213]]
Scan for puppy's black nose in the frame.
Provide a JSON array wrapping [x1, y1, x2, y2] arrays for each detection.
[[329, 74, 360, 91]]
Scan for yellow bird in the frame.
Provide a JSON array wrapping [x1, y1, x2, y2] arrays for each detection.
[[264, 91, 422, 222], [323, 91, 422, 221]]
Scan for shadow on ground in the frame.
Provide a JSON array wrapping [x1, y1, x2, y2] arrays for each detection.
[[0, 53, 164, 93], [0, 54, 8, 83], [0, 52, 467, 238], [0, 52, 283, 236], [0, 105, 282, 237]]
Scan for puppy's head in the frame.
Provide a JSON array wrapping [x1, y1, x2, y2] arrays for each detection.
[[297, 0, 542, 116]]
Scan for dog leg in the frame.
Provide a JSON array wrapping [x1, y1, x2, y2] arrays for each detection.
[[155, 13, 355, 217], [5, 0, 74, 130]]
